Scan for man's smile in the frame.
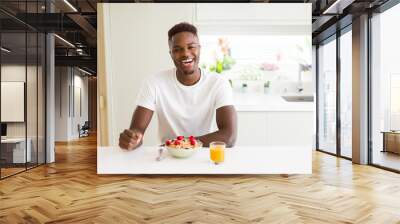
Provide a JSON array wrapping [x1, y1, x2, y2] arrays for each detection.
[[181, 58, 195, 68]]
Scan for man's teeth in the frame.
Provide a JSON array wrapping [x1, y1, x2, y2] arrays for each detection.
[[182, 59, 193, 63]]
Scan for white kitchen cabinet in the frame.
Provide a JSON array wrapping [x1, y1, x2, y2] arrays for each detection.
[[236, 111, 313, 147], [266, 112, 313, 147], [236, 112, 268, 146]]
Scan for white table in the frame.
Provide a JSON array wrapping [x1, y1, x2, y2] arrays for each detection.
[[97, 146, 312, 174]]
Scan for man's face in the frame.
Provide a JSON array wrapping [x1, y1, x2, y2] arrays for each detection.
[[169, 32, 201, 76]]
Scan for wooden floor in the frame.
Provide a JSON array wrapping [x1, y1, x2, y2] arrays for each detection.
[[1, 167, 26, 178], [1, 163, 46, 178], [1, 135, 400, 223]]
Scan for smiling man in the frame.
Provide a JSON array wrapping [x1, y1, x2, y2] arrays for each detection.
[[119, 22, 237, 150]]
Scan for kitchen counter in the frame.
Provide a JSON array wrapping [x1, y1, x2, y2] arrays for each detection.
[[233, 93, 314, 112], [97, 146, 312, 174], [233, 93, 315, 146]]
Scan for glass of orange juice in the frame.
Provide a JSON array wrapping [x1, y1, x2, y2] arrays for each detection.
[[210, 141, 225, 164]]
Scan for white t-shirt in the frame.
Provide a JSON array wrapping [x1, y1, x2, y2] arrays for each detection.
[[136, 68, 234, 142]]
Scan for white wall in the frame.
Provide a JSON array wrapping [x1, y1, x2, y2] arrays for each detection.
[[55, 67, 89, 141], [55, 67, 69, 141]]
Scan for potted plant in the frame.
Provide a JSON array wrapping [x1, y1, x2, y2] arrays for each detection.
[[264, 81, 271, 94]]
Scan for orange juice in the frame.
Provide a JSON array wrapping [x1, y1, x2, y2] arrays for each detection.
[[210, 142, 225, 164]]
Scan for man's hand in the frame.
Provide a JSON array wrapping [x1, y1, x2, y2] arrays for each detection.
[[119, 106, 153, 150], [119, 129, 143, 150]]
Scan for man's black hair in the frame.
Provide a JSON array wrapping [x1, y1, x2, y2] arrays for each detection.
[[168, 22, 198, 42]]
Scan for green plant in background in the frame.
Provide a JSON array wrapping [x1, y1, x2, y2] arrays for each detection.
[[209, 64, 216, 72], [223, 55, 235, 70], [213, 56, 236, 73], [263, 80, 272, 94], [216, 60, 223, 73], [206, 37, 236, 74], [264, 80, 271, 88]]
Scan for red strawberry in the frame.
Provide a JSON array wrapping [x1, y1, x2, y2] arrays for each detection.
[[165, 140, 172, 146], [174, 140, 181, 145], [189, 135, 195, 140], [190, 139, 196, 146], [177, 136, 184, 140]]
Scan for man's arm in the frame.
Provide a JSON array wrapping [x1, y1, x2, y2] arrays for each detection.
[[197, 105, 237, 147], [119, 106, 153, 150], [129, 106, 154, 134]]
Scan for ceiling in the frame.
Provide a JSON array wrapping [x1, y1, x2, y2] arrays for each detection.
[[0, 0, 393, 75], [0, 0, 97, 74]]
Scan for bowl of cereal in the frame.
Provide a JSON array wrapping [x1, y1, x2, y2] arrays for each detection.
[[165, 136, 202, 158]]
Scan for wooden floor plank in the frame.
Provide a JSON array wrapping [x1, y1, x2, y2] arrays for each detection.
[[1, 134, 400, 223]]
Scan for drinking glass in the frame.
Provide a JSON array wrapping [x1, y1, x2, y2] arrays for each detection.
[[210, 141, 225, 164]]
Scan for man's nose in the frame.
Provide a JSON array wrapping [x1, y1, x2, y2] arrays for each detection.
[[182, 48, 191, 56]]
